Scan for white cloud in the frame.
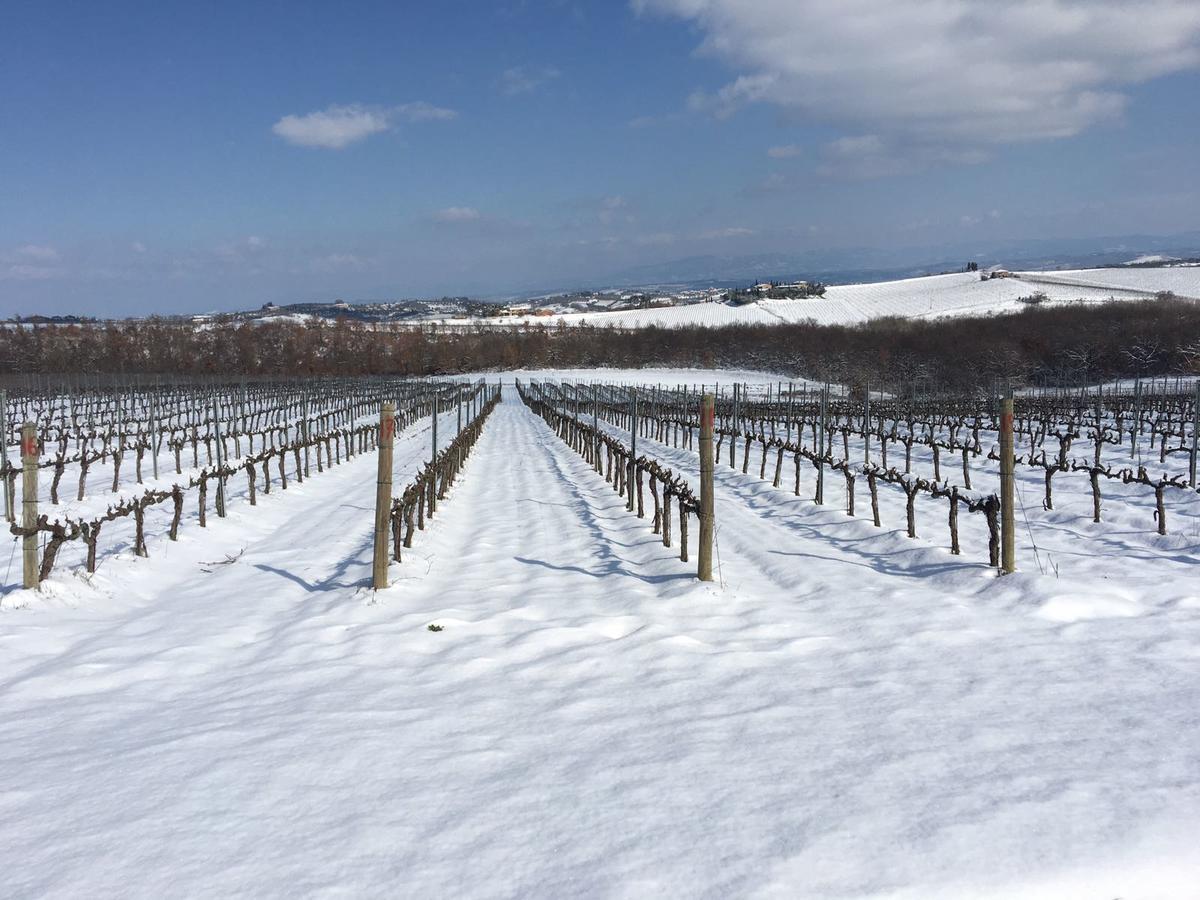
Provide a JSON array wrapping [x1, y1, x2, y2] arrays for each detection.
[[273, 104, 391, 149], [960, 209, 1004, 228], [131, 241, 147, 254], [700, 226, 755, 239], [273, 101, 456, 149], [2, 264, 61, 281], [766, 144, 802, 159], [432, 206, 482, 223], [635, 232, 677, 246], [1, 245, 63, 280], [500, 65, 561, 96], [310, 253, 368, 273], [215, 235, 268, 262], [817, 135, 908, 179], [16, 244, 59, 261], [636, 1, 1200, 148], [817, 134, 989, 179], [598, 195, 629, 224]]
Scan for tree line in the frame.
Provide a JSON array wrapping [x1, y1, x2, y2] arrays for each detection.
[[2, 297, 1198, 389]]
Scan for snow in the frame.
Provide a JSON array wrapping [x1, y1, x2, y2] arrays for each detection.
[[1015, 266, 1200, 299], [1124, 254, 1180, 265], [2, 371, 1199, 898], [476, 267, 1200, 330], [480, 366, 800, 387]]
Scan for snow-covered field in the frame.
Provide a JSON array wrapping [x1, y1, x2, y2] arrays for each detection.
[[470, 266, 1200, 330], [2, 369, 1199, 898]]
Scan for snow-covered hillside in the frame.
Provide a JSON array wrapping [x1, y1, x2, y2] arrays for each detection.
[[476, 266, 1200, 330]]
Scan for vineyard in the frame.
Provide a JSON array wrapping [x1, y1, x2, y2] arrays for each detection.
[[2, 377, 500, 586], [519, 376, 1200, 578], [2, 369, 1198, 897]]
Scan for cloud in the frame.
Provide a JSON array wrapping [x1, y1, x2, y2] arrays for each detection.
[[1, 264, 61, 281], [817, 134, 989, 180], [700, 226, 755, 239], [432, 206, 482, 223], [215, 235, 268, 262], [131, 241, 147, 254], [1, 244, 64, 280], [273, 101, 456, 148], [766, 144, 802, 159], [310, 253, 369, 273], [960, 209, 1004, 227], [636, 0, 1200, 149], [818, 134, 909, 179], [273, 104, 391, 148], [499, 65, 561, 96], [744, 170, 803, 195], [16, 244, 59, 261], [598, 195, 629, 225], [635, 232, 677, 246]]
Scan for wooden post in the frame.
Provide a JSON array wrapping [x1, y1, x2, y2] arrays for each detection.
[[372, 402, 395, 590], [430, 391, 439, 513], [150, 384, 160, 481], [731, 382, 739, 468], [863, 380, 871, 465], [302, 391, 311, 479], [593, 383, 601, 473], [1131, 378, 1141, 458], [1, 390, 9, 523], [816, 385, 827, 505], [21, 423, 38, 589], [628, 390, 637, 510], [1190, 381, 1199, 489], [1000, 389, 1016, 575], [785, 382, 793, 443], [212, 398, 226, 516], [698, 394, 715, 582]]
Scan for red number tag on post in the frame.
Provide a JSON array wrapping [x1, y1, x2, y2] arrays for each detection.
[[21, 435, 38, 458]]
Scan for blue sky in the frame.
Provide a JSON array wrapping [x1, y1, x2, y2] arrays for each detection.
[[3, 0, 1200, 316]]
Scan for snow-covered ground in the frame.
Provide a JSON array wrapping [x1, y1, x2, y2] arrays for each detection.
[[1018, 265, 1200, 298], [457, 266, 1200, 330], [476, 366, 802, 388], [2, 371, 1199, 898]]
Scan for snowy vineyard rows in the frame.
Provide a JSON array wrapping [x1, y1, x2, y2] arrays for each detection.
[[1, 379, 495, 586], [4, 374, 1198, 590], [528, 377, 1200, 577]]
